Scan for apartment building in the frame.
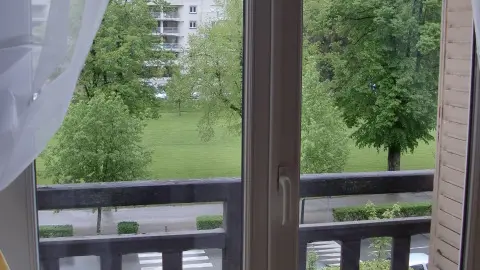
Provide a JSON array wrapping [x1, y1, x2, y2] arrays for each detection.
[[146, 0, 223, 89]]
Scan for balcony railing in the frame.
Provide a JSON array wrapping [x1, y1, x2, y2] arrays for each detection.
[[151, 11, 181, 19], [163, 26, 179, 33], [37, 170, 434, 270], [153, 43, 182, 51]]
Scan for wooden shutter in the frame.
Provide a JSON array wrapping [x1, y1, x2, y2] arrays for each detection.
[[429, 0, 473, 269]]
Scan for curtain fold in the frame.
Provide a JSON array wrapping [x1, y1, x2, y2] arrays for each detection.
[[0, 0, 108, 190]]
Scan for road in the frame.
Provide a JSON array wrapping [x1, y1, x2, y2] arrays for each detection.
[[53, 235, 429, 270], [38, 192, 431, 235]]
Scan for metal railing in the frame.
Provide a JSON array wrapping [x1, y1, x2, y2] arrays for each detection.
[[37, 170, 434, 270], [150, 11, 180, 19]]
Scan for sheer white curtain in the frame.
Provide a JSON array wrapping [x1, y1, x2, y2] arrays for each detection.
[[0, 0, 108, 190]]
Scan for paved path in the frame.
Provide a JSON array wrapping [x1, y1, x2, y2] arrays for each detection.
[[39, 192, 432, 235]]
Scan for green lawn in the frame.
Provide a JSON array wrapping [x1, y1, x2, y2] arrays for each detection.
[[35, 112, 436, 185]]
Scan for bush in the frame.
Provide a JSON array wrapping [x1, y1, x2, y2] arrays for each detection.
[[323, 259, 414, 270], [117, 221, 139, 234], [332, 202, 431, 222], [39, 225, 74, 238], [196, 215, 223, 230]]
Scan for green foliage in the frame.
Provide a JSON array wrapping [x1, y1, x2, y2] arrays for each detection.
[[301, 49, 350, 173], [43, 94, 152, 184], [304, 0, 441, 169], [332, 202, 431, 221], [117, 221, 140, 234], [323, 259, 413, 270], [76, 0, 176, 118], [307, 251, 318, 270], [365, 202, 401, 259], [196, 215, 223, 230], [39, 225, 74, 238]]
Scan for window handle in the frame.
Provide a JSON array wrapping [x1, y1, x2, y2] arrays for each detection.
[[279, 167, 292, 225]]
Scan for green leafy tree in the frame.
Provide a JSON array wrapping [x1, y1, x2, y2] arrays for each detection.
[[301, 50, 350, 173], [365, 202, 401, 259], [304, 0, 441, 170], [43, 94, 152, 233], [165, 71, 195, 115], [76, 0, 175, 118], [167, 0, 242, 140], [170, 0, 349, 173]]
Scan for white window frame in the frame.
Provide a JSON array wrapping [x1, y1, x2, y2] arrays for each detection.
[[0, 0, 303, 269], [189, 20, 197, 29], [189, 5, 197, 14]]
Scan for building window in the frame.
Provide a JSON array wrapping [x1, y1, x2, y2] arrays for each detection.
[[189, 6, 197, 14], [189, 21, 197, 29]]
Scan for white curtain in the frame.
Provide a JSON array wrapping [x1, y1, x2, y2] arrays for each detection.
[[0, 0, 108, 190]]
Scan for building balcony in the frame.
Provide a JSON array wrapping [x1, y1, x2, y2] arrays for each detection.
[[37, 170, 433, 270], [153, 43, 183, 52], [151, 11, 181, 20], [152, 27, 181, 36]]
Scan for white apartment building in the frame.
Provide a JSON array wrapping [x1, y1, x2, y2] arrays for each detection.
[[146, 0, 223, 89], [149, 0, 223, 52]]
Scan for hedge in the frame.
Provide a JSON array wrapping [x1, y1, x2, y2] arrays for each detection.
[[39, 225, 74, 238], [324, 259, 414, 270], [332, 202, 431, 222], [117, 221, 139, 234], [196, 215, 223, 230]]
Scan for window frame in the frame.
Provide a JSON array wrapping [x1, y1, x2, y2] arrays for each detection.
[[189, 5, 197, 14], [189, 20, 197, 29], [2, 0, 303, 269]]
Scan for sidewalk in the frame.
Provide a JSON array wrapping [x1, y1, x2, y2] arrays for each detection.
[[38, 192, 432, 236]]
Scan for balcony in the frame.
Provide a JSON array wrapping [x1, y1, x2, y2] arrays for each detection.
[[151, 11, 181, 20], [37, 170, 433, 270], [153, 43, 183, 52]]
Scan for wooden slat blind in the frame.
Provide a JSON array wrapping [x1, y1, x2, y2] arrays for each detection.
[[430, 0, 473, 268]]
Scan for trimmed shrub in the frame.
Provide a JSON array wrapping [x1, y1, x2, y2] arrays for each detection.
[[196, 215, 223, 230], [323, 259, 414, 270], [332, 202, 431, 222], [117, 221, 139, 234], [39, 225, 74, 238]]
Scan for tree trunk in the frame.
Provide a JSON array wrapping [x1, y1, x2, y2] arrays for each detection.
[[177, 100, 181, 116], [96, 207, 102, 234], [387, 146, 401, 171]]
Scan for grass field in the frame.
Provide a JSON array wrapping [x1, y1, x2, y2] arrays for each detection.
[[35, 112, 436, 185]]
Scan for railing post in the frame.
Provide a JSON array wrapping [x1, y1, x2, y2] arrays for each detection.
[[340, 240, 360, 270], [40, 258, 60, 270], [100, 253, 122, 270], [163, 251, 182, 270], [391, 236, 411, 270], [222, 182, 242, 270], [298, 239, 308, 270]]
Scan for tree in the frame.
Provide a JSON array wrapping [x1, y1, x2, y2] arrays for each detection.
[[170, 0, 349, 173], [76, 0, 175, 118], [304, 0, 441, 170], [301, 51, 350, 173], [167, 0, 243, 140], [43, 94, 152, 234], [165, 70, 195, 115]]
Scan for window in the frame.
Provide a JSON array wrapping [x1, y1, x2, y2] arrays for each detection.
[[189, 20, 197, 29], [189, 5, 197, 13]]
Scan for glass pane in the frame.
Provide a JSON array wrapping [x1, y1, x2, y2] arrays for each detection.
[[300, 0, 441, 269], [36, 0, 243, 269]]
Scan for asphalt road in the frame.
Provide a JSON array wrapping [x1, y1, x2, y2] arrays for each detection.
[[38, 192, 431, 235], [53, 236, 429, 270]]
